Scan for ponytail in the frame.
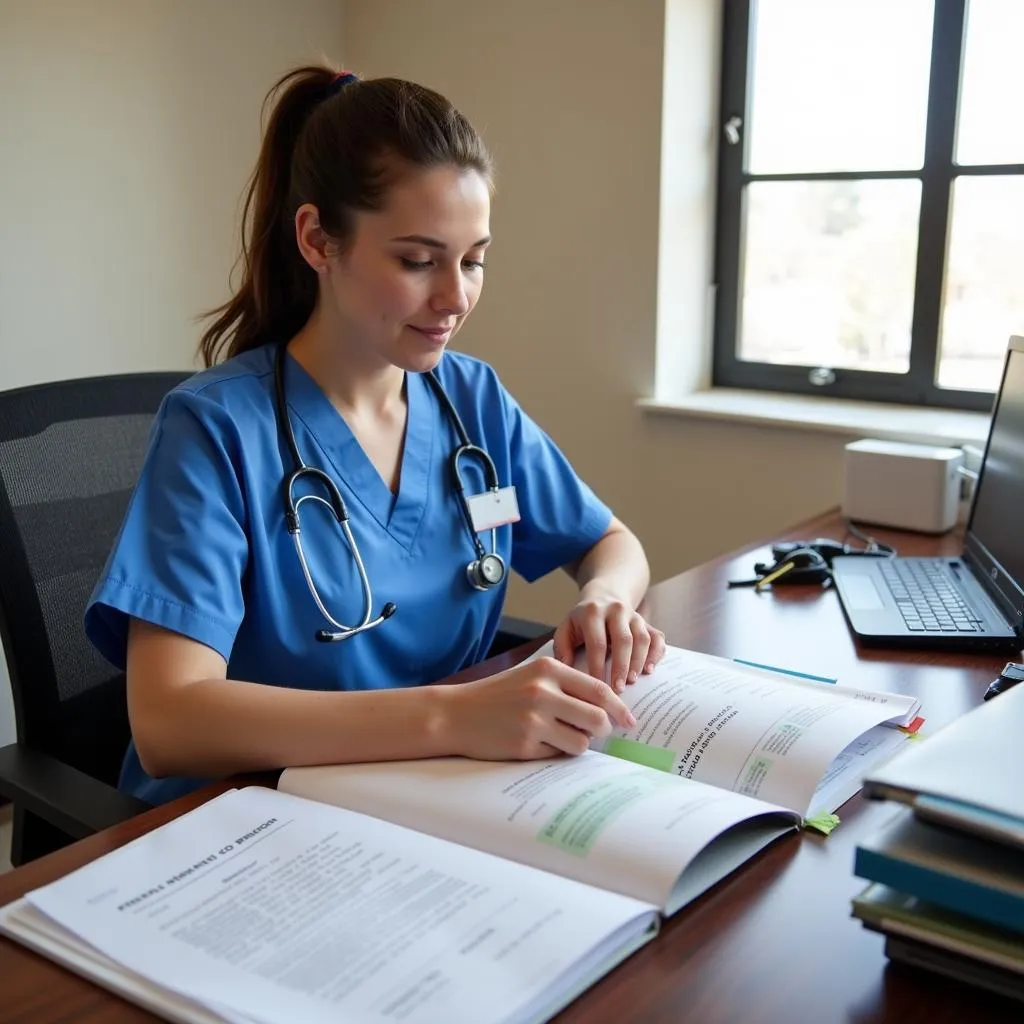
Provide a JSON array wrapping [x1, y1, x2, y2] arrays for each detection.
[[199, 66, 336, 367], [199, 66, 493, 367]]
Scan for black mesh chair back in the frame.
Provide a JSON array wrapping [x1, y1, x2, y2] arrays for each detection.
[[0, 371, 188, 861]]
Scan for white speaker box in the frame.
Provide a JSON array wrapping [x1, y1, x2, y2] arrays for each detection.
[[842, 438, 964, 534]]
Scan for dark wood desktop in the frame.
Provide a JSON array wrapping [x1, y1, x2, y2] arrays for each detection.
[[0, 509, 1017, 1023]]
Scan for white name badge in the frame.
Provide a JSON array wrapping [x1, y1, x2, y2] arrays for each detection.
[[466, 486, 521, 532]]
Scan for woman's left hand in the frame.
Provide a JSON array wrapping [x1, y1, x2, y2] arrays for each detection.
[[552, 593, 667, 693]]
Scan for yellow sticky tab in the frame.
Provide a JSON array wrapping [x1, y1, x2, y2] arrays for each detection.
[[803, 811, 841, 836]]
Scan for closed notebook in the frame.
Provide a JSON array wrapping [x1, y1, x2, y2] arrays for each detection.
[[864, 678, 1024, 850], [883, 935, 1024, 1005], [852, 882, 1024, 974], [854, 809, 1024, 934]]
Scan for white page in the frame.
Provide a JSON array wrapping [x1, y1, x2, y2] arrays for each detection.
[[527, 641, 919, 727], [0, 899, 252, 1024], [17, 787, 656, 1024], [568, 643, 915, 816], [281, 750, 798, 912], [865, 675, 1024, 822], [807, 724, 910, 815]]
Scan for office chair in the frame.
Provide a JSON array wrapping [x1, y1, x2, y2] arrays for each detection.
[[0, 371, 189, 864], [0, 370, 550, 865]]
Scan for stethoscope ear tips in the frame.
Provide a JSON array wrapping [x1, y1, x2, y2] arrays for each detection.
[[316, 601, 398, 642]]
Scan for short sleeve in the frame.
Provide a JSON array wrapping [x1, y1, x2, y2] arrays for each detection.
[[84, 389, 249, 668], [502, 388, 613, 583]]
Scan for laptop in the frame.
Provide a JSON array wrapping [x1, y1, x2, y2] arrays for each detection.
[[831, 336, 1024, 653]]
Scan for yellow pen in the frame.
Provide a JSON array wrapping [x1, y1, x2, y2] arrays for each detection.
[[755, 560, 795, 592]]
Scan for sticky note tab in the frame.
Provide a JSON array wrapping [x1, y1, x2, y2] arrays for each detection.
[[605, 737, 675, 773], [803, 811, 841, 836], [898, 716, 925, 735]]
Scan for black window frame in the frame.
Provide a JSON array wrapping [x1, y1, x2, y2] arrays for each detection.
[[712, 0, 1024, 412]]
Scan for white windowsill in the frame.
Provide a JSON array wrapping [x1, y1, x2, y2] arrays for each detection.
[[638, 389, 990, 447]]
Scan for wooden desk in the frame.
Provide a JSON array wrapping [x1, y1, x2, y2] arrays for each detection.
[[0, 509, 1016, 1022]]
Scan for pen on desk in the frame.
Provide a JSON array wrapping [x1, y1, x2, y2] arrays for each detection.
[[754, 560, 795, 592]]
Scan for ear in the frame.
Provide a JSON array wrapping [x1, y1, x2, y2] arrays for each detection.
[[294, 203, 331, 274]]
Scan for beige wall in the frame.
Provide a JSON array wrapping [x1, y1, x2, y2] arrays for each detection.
[[0, 0, 343, 388], [0, 0, 848, 721], [343, 0, 848, 624], [0, 0, 344, 744]]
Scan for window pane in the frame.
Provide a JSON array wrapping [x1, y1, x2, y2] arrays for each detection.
[[739, 180, 921, 373], [748, 1, 934, 174], [938, 176, 1024, 391], [956, 1, 1024, 164]]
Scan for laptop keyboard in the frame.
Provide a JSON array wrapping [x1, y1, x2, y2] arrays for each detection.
[[879, 559, 984, 633]]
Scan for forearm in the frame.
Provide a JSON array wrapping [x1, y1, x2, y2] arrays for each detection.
[[133, 676, 452, 779], [571, 522, 650, 607]]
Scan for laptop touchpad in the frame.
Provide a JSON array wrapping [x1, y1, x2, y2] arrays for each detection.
[[842, 575, 885, 610]]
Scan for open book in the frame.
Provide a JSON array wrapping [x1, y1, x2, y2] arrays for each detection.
[[277, 642, 921, 917], [0, 643, 920, 1024]]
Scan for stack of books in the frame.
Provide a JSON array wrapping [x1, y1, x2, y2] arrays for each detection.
[[851, 678, 1024, 1003]]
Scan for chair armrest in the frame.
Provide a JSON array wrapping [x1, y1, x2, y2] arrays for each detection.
[[0, 744, 151, 841], [488, 615, 553, 658]]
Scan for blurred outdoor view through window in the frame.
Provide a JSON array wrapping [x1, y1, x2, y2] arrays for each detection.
[[739, 0, 1024, 393]]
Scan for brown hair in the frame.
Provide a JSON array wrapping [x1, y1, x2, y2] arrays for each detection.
[[199, 67, 493, 367]]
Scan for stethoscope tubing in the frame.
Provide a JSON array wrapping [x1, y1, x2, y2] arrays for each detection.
[[272, 342, 505, 640]]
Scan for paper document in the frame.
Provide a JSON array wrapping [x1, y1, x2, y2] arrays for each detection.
[[1, 787, 657, 1024]]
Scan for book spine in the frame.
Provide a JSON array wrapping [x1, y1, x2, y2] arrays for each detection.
[[853, 847, 1024, 935]]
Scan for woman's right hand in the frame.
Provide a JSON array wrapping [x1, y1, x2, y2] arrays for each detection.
[[437, 656, 637, 761]]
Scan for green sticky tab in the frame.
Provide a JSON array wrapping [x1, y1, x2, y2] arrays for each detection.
[[803, 811, 841, 836], [605, 737, 675, 773]]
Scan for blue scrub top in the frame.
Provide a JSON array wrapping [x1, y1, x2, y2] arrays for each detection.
[[85, 344, 612, 803]]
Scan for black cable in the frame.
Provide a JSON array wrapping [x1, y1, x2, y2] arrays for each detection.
[[842, 518, 897, 556]]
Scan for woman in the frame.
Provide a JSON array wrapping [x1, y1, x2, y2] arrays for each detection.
[[85, 67, 666, 803]]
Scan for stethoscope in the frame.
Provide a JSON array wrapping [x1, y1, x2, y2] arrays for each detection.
[[273, 342, 508, 642]]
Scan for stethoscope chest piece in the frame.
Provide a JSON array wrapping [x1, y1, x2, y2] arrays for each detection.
[[467, 551, 507, 591]]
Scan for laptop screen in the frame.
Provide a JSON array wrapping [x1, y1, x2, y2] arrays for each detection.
[[966, 340, 1024, 597]]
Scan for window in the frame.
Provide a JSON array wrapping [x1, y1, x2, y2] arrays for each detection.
[[713, 0, 1024, 411]]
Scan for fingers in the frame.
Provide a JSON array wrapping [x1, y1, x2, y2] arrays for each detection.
[[626, 617, 651, 684], [551, 620, 576, 665], [606, 603, 634, 692], [644, 627, 667, 674], [549, 660, 636, 730], [578, 605, 609, 681], [547, 685, 615, 739], [574, 604, 663, 692], [543, 720, 594, 756]]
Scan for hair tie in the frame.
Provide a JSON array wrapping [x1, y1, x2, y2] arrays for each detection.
[[327, 70, 359, 96]]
